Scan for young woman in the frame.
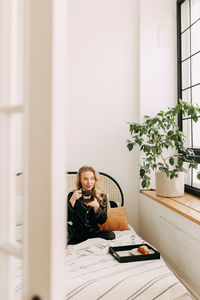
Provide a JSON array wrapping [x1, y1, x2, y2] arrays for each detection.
[[67, 166, 115, 245]]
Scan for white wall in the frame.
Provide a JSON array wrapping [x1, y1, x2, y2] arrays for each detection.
[[66, 0, 177, 231], [66, 0, 140, 230], [140, 0, 177, 117], [139, 0, 177, 191]]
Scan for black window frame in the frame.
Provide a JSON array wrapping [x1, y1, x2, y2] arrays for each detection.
[[177, 0, 200, 197]]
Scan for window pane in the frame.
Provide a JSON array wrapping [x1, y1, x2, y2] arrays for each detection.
[[181, 30, 190, 61], [191, 52, 200, 86], [191, 0, 200, 24], [9, 113, 23, 173], [183, 119, 192, 148], [193, 118, 200, 148], [0, 253, 22, 300], [182, 59, 191, 89], [182, 88, 191, 102], [0, 251, 9, 299], [16, 174, 23, 243], [9, 113, 23, 243], [9, 0, 24, 106], [181, 0, 190, 32], [191, 20, 200, 55], [8, 256, 22, 300], [192, 85, 200, 107], [179, 1, 200, 197]]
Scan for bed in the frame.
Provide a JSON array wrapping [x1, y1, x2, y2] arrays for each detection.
[[64, 172, 193, 300], [14, 172, 193, 299], [64, 228, 193, 300]]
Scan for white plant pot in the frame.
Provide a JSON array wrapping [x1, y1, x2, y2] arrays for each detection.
[[155, 171, 184, 197]]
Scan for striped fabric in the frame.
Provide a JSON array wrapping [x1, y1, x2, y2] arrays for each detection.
[[64, 227, 192, 300], [14, 227, 192, 299]]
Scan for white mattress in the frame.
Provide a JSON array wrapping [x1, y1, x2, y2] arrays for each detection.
[[14, 226, 193, 299], [64, 226, 193, 300]]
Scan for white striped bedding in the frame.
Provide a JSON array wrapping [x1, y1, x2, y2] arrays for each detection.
[[64, 226, 192, 300], [14, 226, 192, 299]]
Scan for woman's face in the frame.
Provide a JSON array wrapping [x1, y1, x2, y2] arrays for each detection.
[[80, 171, 95, 190]]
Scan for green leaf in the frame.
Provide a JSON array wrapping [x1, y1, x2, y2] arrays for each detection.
[[192, 114, 198, 122], [169, 157, 174, 166], [175, 141, 179, 149], [197, 173, 200, 180], [145, 180, 150, 188], [178, 157, 183, 167], [127, 143, 133, 151], [135, 137, 143, 146], [129, 124, 134, 134], [179, 99, 184, 105], [152, 147, 157, 154], [167, 130, 174, 136], [193, 163, 198, 170], [141, 180, 147, 188], [157, 111, 164, 117], [188, 108, 194, 116], [140, 168, 145, 178]]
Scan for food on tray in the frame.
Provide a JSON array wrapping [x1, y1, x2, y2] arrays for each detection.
[[129, 249, 142, 256], [129, 246, 155, 256], [138, 245, 149, 254]]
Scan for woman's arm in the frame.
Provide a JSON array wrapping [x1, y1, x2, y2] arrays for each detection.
[[91, 198, 107, 224], [67, 192, 75, 221], [69, 189, 82, 207], [67, 191, 87, 222]]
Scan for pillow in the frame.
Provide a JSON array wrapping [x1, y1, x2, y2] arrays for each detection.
[[109, 200, 119, 208], [99, 206, 130, 231]]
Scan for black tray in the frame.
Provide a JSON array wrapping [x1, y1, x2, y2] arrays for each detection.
[[109, 243, 160, 263]]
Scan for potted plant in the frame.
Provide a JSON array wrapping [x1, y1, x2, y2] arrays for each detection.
[[127, 99, 200, 197]]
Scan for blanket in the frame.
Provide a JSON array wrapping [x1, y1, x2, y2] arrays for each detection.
[[64, 227, 192, 300]]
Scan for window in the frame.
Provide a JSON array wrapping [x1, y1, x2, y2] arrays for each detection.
[[177, 0, 200, 197], [0, 0, 24, 298]]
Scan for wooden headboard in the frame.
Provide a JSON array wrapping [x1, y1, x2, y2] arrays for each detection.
[[67, 171, 124, 207], [16, 171, 124, 206]]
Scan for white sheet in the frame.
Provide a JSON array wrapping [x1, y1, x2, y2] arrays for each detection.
[[14, 226, 193, 299], [64, 226, 192, 300]]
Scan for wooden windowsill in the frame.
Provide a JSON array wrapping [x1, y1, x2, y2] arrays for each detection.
[[140, 190, 200, 225]]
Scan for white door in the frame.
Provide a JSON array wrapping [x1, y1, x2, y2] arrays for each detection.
[[0, 0, 68, 299], [0, 0, 24, 298]]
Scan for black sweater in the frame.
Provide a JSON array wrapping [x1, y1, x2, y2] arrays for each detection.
[[67, 192, 107, 236]]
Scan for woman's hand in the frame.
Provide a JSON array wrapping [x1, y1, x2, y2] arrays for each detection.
[[87, 198, 99, 213], [70, 189, 82, 207]]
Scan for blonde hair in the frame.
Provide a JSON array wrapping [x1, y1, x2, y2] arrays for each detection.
[[76, 166, 103, 203]]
